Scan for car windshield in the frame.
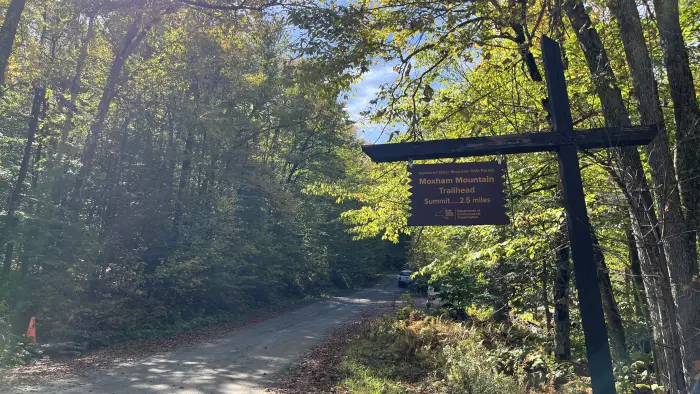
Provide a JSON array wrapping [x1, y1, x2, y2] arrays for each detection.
[[400, 270, 412, 276]]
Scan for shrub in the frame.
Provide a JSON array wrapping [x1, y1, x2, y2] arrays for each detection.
[[336, 311, 533, 393], [444, 343, 525, 394], [1, 306, 40, 367]]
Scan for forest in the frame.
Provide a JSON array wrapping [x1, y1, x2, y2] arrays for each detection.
[[0, 0, 699, 392], [0, 0, 405, 365]]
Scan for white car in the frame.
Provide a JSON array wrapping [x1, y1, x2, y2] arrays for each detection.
[[398, 270, 413, 287]]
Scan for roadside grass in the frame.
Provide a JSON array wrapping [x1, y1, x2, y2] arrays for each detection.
[[278, 290, 659, 394], [331, 300, 613, 394], [334, 306, 528, 394]]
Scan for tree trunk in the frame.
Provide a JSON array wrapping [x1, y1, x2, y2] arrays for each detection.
[[0, 0, 27, 90], [57, 15, 94, 161], [167, 126, 194, 259], [553, 226, 571, 361], [606, 0, 700, 385], [652, 0, 700, 257], [49, 16, 94, 204], [626, 228, 648, 322], [591, 230, 630, 365], [72, 13, 148, 210], [563, 1, 689, 390], [166, 71, 200, 264], [1, 242, 13, 278], [541, 258, 552, 333], [0, 86, 45, 251], [199, 151, 217, 202]]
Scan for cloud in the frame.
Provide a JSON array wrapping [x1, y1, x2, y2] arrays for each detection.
[[343, 62, 397, 143], [345, 64, 395, 121]]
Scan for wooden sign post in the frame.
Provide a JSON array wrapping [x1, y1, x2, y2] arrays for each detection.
[[361, 37, 657, 394]]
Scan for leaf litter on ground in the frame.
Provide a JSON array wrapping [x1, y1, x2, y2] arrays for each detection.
[[270, 295, 402, 394], [0, 302, 312, 392]]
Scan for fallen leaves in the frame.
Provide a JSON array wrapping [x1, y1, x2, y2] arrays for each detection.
[[0, 302, 310, 392], [270, 300, 396, 394]]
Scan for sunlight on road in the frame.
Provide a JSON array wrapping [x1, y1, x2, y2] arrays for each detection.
[[19, 277, 400, 394]]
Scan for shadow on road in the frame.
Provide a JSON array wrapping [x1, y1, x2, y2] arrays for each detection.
[[15, 277, 400, 394]]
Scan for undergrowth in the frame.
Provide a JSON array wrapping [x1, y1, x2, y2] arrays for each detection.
[[1, 302, 37, 367], [334, 304, 661, 394], [0, 274, 387, 368]]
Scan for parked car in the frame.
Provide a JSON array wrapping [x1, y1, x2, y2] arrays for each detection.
[[398, 270, 413, 287]]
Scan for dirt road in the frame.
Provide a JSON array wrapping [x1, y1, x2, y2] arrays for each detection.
[[13, 276, 399, 394]]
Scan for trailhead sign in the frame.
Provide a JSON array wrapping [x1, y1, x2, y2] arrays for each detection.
[[408, 162, 509, 226], [361, 36, 659, 394]]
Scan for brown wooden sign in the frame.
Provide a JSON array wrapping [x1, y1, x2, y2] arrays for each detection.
[[408, 162, 509, 226]]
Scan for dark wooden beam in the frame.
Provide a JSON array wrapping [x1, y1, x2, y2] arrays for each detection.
[[542, 35, 616, 394], [361, 125, 657, 163]]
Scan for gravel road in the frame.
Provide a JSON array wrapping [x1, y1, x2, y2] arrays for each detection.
[[13, 276, 400, 394]]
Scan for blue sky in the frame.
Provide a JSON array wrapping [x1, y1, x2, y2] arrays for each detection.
[[343, 63, 397, 144], [285, 2, 404, 145]]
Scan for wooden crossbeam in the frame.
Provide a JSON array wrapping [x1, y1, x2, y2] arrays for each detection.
[[361, 125, 657, 163]]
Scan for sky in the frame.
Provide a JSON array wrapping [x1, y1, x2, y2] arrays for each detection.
[[285, 2, 405, 145], [343, 63, 398, 144]]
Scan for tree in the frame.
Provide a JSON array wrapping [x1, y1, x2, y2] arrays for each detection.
[[0, 0, 27, 90], [72, 7, 177, 210], [0, 86, 44, 279], [564, 0, 699, 387], [653, 0, 700, 251], [553, 226, 571, 361], [0, 2, 399, 360], [293, 0, 700, 388]]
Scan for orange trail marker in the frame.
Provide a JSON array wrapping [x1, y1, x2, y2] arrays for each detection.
[[26, 317, 36, 344]]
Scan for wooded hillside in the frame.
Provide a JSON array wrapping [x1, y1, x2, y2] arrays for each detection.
[[0, 0, 403, 364]]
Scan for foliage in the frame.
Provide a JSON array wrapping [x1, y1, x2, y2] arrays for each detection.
[[0, 0, 698, 390], [293, 0, 700, 389], [0, 300, 37, 366], [334, 309, 569, 394], [0, 4, 405, 366], [336, 308, 664, 393]]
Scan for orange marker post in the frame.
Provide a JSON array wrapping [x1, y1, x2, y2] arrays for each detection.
[[26, 317, 36, 344]]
